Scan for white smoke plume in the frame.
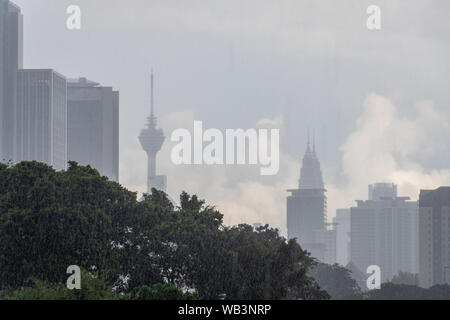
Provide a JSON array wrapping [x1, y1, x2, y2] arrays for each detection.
[[121, 93, 450, 234], [120, 112, 299, 235], [328, 93, 450, 216]]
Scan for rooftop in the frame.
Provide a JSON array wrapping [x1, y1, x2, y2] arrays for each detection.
[[68, 77, 100, 87]]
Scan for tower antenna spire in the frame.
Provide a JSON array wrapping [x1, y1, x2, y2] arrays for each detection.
[[150, 69, 154, 117], [139, 68, 167, 194], [307, 127, 311, 152], [313, 128, 316, 153]]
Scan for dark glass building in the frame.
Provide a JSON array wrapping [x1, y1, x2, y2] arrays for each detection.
[[67, 78, 119, 181]]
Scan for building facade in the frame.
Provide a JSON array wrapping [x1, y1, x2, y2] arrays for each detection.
[[0, 0, 22, 162], [67, 77, 119, 181], [287, 139, 328, 261], [334, 208, 351, 266], [350, 183, 419, 282], [16, 69, 67, 170], [314, 227, 337, 265], [419, 187, 450, 288], [369, 182, 397, 201]]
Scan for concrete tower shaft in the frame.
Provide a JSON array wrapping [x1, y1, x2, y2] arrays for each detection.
[[138, 71, 166, 193]]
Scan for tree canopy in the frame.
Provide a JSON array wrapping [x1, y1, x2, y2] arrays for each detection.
[[308, 263, 362, 299], [0, 161, 329, 300]]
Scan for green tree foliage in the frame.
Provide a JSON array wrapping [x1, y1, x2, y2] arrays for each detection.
[[308, 263, 361, 299], [129, 283, 195, 300], [1, 269, 121, 300], [363, 283, 450, 300], [222, 225, 329, 300], [0, 161, 328, 300], [0, 161, 136, 288]]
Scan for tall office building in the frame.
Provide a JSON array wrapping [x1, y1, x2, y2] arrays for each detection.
[[287, 138, 327, 260], [350, 183, 419, 282], [139, 72, 166, 193], [314, 226, 337, 265], [15, 69, 68, 171], [334, 209, 351, 266], [419, 187, 450, 288], [0, 0, 22, 162], [67, 78, 119, 181], [369, 182, 397, 201]]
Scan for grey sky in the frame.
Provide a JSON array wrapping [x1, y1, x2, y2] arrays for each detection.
[[13, 0, 450, 232]]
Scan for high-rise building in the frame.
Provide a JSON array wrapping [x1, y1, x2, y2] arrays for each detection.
[[15, 69, 67, 171], [287, 138, 327, 260], [0, 0, 22, 162], [67, 77, 119, 181], [139, 72, 166, 193], [369, 182, 397, 201], [419, 187, 450, 288], [350, 183, 419, 282], [314, 226, 337, 265], [334, 208, 351, 266]]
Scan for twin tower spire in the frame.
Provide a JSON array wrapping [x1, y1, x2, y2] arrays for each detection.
[[141, 71, 321, 195], [299, 128, 324, 190], [306, 128, 317, 154]]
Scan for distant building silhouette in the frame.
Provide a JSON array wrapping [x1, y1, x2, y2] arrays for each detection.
[[139, 71, 166, 193], [15, 69, 68, 170], [419, 187, 450, 288], [315, 224, 337, 264], [0, 0, 22, 162], [67, 77, 119, 181], [287, 137, 334, 262], [334, 208, 351, 266], [369, 182, 397, 201], [350, 183, 419, 283], [2, 1, 120, 176]]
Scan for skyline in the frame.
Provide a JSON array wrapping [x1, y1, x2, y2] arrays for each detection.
[[3, 0, 450, 300], [6, 0, 450, 234]]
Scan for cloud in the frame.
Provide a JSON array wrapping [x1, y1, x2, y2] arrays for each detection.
[[120, 94, 450, 234], [328, 93, 450, 215], [64, 1, 450, 235], [120, 111, 298, 235]]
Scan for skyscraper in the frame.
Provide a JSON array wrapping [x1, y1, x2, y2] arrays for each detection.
[[419, 187, 450, 288], [287, 137, 328, 260], [334, 208, 351, 266], [67, 77, 119, 181], [315, 225, 337, 265], [139, 72, 166, 194], [369, 182, 397, 201], [15, 69, 68, 171], [350, 183, 419, 282], [0, 0, 22, 162]]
